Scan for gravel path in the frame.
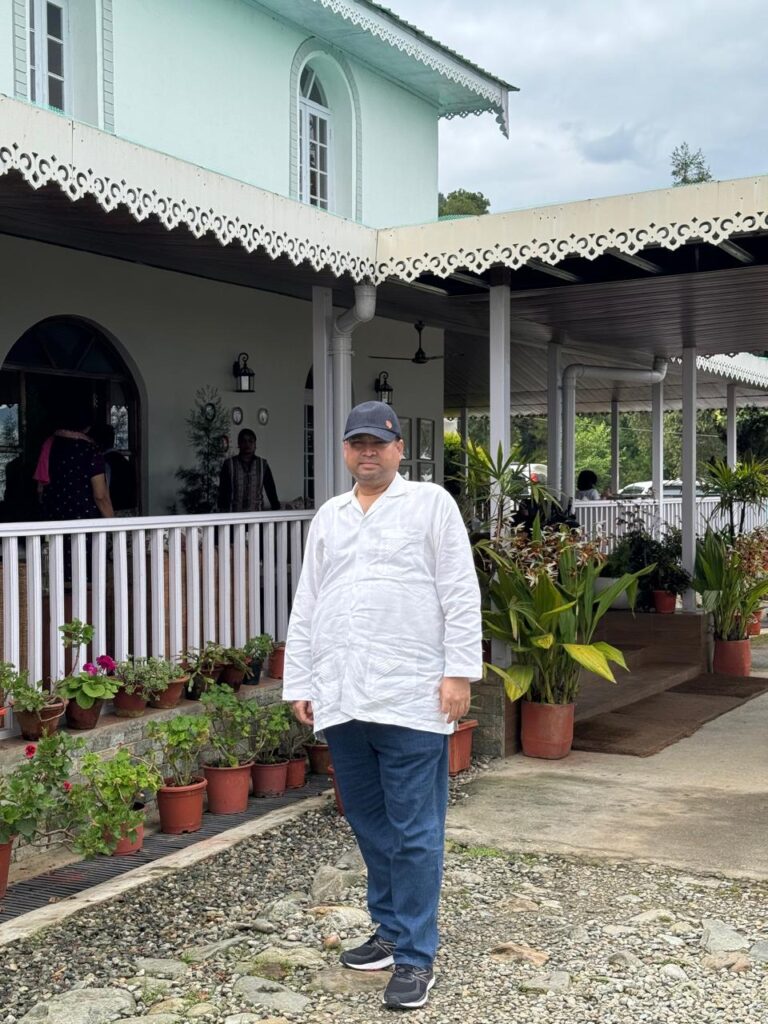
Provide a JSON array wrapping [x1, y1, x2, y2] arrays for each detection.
[[1, 761, 766, 1023]]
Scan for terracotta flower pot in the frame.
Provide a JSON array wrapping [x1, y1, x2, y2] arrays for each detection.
[[267, 644, 285, 680], [219, 665, 246, 691], [187, 664, 224, 701], [114, 687, 147, 718], [149, 677, 188, 709], [14, 700, 66, 741], [305, 742, 332, 775], [713, 638, 752, 677], [65, 699, 104, 731], [521, 702, 575, 760], [110, 822, 145, 856], [448, 719, 478, 776], [251, 760, 289, 797], [286, 756, 307, 789], [0, 837, 14, 899], [653, 590, 677, 614], [157, 778, 207, 834], [328, 765, 344, 816], [748, 612, 762, 637], [204, 762, 252, 814]]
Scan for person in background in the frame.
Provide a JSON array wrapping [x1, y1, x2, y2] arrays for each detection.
[[575, 469, 601, 500], [218, 428, 279, 512], [283, 401, 482, 1010], [34, 415, 114, 521], [91, 423, 136, 514]]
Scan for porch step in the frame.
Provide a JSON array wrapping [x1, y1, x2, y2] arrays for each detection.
[[576, 659, 703, 722]]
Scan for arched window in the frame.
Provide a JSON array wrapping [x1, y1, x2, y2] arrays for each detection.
[[299, 65, 332, 211]]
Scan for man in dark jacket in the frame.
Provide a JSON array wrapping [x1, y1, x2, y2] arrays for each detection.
[[218, 428, 279, 512]]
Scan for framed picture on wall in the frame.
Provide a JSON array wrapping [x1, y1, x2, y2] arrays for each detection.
[[417, 462, 434, 483], [418, 418, 434, 460], [400, 417, 412, 460]]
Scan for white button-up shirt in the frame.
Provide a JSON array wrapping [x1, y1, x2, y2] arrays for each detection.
[[282, 473, 483, 735]]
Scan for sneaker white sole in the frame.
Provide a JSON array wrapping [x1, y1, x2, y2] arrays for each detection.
[[342, 954, 395, 971], [383, 974, 435, 1009]]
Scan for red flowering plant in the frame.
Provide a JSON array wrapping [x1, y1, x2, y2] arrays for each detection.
[[0, 732, 83, 846], [55, 620, 120, 710]]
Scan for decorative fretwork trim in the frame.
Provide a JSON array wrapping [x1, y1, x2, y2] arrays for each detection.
[[102, 0, 115, 133], [314, 0, 509, 136], [12, 0, 28, 100], [697, 354, 768, 390]]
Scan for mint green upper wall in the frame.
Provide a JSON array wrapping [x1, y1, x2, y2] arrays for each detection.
[[0, 4, 14, 98], [110, 0, 439, 226]]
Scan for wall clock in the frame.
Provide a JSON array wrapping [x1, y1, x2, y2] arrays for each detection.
[[232, 407, 243, 425]]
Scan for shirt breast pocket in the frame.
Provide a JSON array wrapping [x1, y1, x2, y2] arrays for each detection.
[[372, 528, 424, 576]]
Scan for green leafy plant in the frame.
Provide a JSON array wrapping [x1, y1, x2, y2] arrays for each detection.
[[200, 683, 253, 767], [651, 530, 691, 596], [280, 719, 313, 760], [175, 386, 229, 513], [2, 665, 63, 714], [481, 519, 653, 705], [219, 647, 252, 675], [692, 529, 768, 640], [58, 618, 94, 666], [69, 748, 162, 857], [244, 634, 275, 663], [116, 657, 174, 697], [246, 702, 292, 764], [0, 732, 83, 845], [706, 455, 768, 540], [148, 714, 211, 787], [56, 658, 120, 709]]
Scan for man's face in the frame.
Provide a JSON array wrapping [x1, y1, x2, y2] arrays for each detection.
[[239, 434, 256, 458], [343, 433, 403, 487]]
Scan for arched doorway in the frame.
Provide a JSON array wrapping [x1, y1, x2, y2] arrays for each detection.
[[0, 316, 141, 520]]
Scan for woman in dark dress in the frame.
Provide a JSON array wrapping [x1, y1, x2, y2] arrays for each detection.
[[35, 415, 114, 522]]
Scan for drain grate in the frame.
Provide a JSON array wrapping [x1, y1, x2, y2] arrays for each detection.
[[0, 776, 330, 924]]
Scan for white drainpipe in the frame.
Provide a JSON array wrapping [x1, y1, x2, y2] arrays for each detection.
[[562, 356, 668, 500], [331, 283, 377, 494]]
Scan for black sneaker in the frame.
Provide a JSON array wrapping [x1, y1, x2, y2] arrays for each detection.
[[383, 965, 435, 1009], [340, 933, 396, 971]]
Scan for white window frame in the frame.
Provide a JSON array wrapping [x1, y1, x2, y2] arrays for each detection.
[[299, 71, 334, 213], [28, 0, 71, 114]]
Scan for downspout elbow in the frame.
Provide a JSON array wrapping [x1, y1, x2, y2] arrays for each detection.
[[333, 282, 376, 341]]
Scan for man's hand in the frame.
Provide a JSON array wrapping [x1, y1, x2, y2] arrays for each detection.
[[292, 700, 314, 727], [439, 677, 471, 723]]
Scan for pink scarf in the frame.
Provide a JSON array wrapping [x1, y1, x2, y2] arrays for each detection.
[[33, 430, 94, 485]]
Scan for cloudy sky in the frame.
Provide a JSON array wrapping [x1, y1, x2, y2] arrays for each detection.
[[393, 0, 768, 213]]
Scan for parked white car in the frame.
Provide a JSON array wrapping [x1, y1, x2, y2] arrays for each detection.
[[617, 479, 707, 498]]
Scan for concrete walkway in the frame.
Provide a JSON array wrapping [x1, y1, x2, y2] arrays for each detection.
[[447, 647, 768, 880]]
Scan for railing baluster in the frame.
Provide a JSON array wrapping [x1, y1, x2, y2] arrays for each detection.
[[168, 527, 183, 664], [233, 524, 247, 646], [132, 529, 147, 658], [49, 534, 65, 682], [71, 533, 88, 669], [2, 537, 19, 673], [114, 531, 129, 662], [186, 526, 201, 655], [248, 522, 261, 637], [92, 532, 108, 661], [290, 519, 302, 605], [150, 528, 165, 657], [202, 525, 216, 643], [263, 522, 276, 640], [218, 524, 232, 647], [276, 521, 289, 641], [26, 536, 43, 686]]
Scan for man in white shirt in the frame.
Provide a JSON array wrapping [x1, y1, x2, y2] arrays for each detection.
[[283, 401, 482, 1010]]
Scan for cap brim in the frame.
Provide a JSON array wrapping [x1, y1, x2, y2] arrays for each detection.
[[343, 426, 400, 442]]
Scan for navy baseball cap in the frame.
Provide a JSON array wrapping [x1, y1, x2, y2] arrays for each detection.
[[343, 401, 401, 442]]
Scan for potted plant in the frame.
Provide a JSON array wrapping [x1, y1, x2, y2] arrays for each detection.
[[149, 659, 190, 709], [304, 732, 332, 775], [69, 748, 162, 856], [199, 683, 254, 813], [448, 718, 479, 776], [183, 641, 226, 700], [266, 642, 286, 680], [56, 620, 119, 730], [147, 714, 211, 833], [600, 511, 658, 611], [693, 529, 768, 675], [281, 720, 312, 789], [243, 634, 275, 684], [2, 664, 67, 740], [218, 646, 252, 691], [706, 455, 768, 541], [0, 733, 82, 897], [247, 702, 292, 796], [481, 519, 652, 759], [114, 657, 174, 717]]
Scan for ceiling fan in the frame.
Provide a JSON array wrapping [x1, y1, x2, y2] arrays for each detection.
[[369, 321, 443, 364]]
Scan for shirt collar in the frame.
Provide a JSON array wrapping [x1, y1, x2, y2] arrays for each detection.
[[338, 470, 407, 507]]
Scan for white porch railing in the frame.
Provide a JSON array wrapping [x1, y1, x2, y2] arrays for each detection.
[[0, 511, 313, 708], [574, 497, 768, 545]]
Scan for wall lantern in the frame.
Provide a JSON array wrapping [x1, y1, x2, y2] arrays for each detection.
[[374, 370, 394, 405], [232, 352, 255, 393]]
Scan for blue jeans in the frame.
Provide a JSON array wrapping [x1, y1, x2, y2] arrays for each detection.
[[324, 720, 449, 968]]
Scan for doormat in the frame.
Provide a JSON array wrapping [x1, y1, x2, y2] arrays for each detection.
[[572, 674, 768, 757]]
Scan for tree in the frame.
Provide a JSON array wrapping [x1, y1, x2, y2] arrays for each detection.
[[438, 189, 490, 217], [670, 142, 712, 186], [175, 386, 229, 513]]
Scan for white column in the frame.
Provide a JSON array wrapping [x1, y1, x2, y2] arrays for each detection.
[[460, 405, 470, 472], [547, 342, 561, 500], [651, 380, 665, 531], [681, 347, 697, 610], [727, 383, 737, 468], [610, 398, 620, 494], [489, 283, 511, 457], [331, 328, 353, 495], [561, 378, 576, 502], [312, 286, 334, 506]]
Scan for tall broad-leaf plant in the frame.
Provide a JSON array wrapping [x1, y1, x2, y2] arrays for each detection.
[[692, 529, 768, 640], [480, 519, 653, 706]]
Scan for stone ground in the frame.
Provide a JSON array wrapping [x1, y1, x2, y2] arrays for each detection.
[[1, 762, 767, 1024]]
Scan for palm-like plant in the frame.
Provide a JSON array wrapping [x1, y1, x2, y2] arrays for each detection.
[[692, 529, 768, 640], [461, 442, 554, 542], [706, 456, 768, 541]]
